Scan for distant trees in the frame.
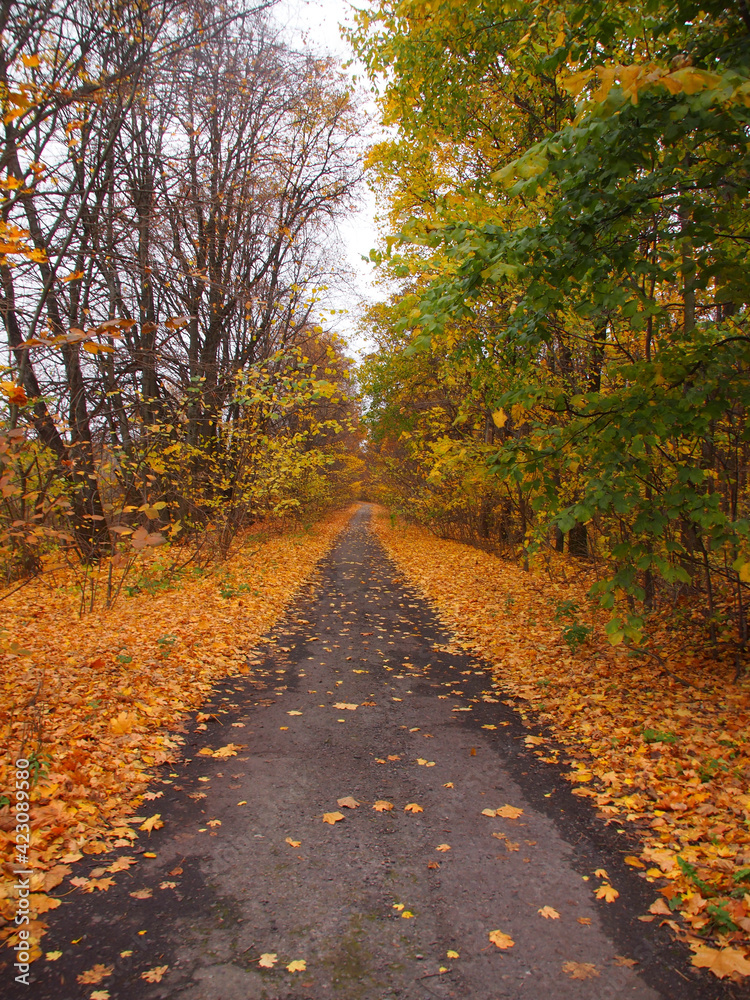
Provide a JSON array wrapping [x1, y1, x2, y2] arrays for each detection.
[[355, 0, 750, 654], [0, 0, 363, 570]]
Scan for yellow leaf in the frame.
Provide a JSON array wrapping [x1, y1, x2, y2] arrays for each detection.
[[333, 702, 358, 710], [495, 804, 523, 819], [492, 409, 507, 428], [139, 813, 163, 834], [22, 54, 40, 68], [595, 884, 619, 903], [212, 743, 240, 758], [337, 796, 360, 808], [287, 959, 307, 972], [690, 945, 750, 979], [373, 800, 393, 812], [624, 855, 645, 868], [285, 837, 301, 847], [594, 868, 609, 880], [287, 710, 303, 716], [563, 961, 599, 980], [401, 910, 414, 918], [481, 808, 497, 817], [129, 888, 152, 899], [446, 950, 459, 959], [323, 811, 345, 824], [90, 992, 110, 1000], [443, 782, 454, 788], [404, 802, 423, 813], [488, 929, 514, 949], [435, 843, 451, 852], [45, 951, 63, 961], [207, 819, 221, 827], [258, 953, 277, 968], [62, 270, 84, 282], [77, 964, 114, 985], [141, 965, 168, 983], [538, 906, 560, 919]]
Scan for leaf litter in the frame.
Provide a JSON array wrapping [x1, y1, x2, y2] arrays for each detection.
[[373, 512, 750, 977], [0, 508, 354, 961]]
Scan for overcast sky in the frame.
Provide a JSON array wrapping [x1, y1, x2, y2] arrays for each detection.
[[275, 0, 383, 357]]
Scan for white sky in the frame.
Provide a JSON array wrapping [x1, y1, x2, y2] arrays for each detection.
[[274, 0, 382, 357]]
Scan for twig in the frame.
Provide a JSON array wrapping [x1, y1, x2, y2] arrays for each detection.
[[417, 969, 451, 980], [624, 643, 700, 690]]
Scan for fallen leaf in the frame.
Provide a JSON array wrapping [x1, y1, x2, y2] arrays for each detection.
[[614, 955, 639, 967], [287, 959, 307, 972], [404, 803, 423, 813], [447, 949, 459, 959], [427, 861, 441, 869], [129, 888, 153, 899], [443, 782, 454, 788], [495, 804, 523, 819], [481, 808, 497, 817], [387, 754, 401, 761], [436, 843, 451, 852], [142, 791, 163, 801], [538, 906, 560, 919], [577, 917, 592, 926], [401, 910, 415, 918], [90, 992, 111, 1000], [139, 813, 163, 834], [259, 953, 278, 968], [45, 951, 63, 961], [595, 884, 619, 903], [159, 881, 177, 889], [285, 837, 302, 847], [106, 856, 137, 873], [141, 965, 168, 982], [690, 945, 750, 979], [649, 898, 671, 915], [323, 811, 345, 824], [624, 855, 645, 869], [287, 710, 303, 716], [333, 702, 358, 710], [488, 929, 514, 949], [337, 796, 360, 808], [563, 961, 599, 980], [594, 868, 609, 880], [77, 964, 114, 985], [207, 818, 222, 827], [373, 800, 394, 812]]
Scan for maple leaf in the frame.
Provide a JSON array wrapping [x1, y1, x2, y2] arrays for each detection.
[[488, 930, 514, 949], [45, 951, 63, 961], [446, 950, 459, 959], [481, 808, 497, 817], [323, 811, 345, 823], [563, 961, 599, 980], [87, 877, 115, 892], [404, 803, 423, 813], [333, 702, 358, 710], [285, 837, 301, 847], [624, 855, 645, 868], [577, 917, 592, 926], [90, 992, 110, 1000], [287, 959, 307, 972], [258, 953, 277, 968], [427, 861, 441, 869], [207, 819, 221, 827], [387, 754, 401, 760], [160, 881, 177, 889], [613, 955, 638, 967], [143, 790, 163, 800], [141, 965, 168, 982], [595, 884, 619, 903], [691, 946, 750, 979], [337, 796, 360, 808], [401, 910, 414, 918], [287, 710, 302, 716], [594, 868, 609, 880], [443, 782, 454, 788], [538, 906, 560, 919], [495, 804, 523, 819], [213, 743, 240, 758], [77, 964, 114, 985], [139, 813, 164, 833], [373, 800, 394, 812], [130, 888, 153, 899], [416, 758, 436, 766], [435, 843, 451, 852]]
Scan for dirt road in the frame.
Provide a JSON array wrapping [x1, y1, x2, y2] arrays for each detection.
[[15, 506, 731, 999]]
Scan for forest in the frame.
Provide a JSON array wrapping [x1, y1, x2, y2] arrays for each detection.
[[2, 0, 750, 990]]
